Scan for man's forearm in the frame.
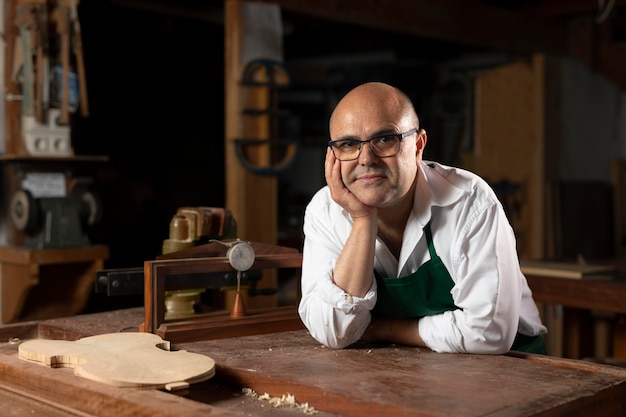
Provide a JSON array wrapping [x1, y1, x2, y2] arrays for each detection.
[[333, 217, 377, 297], [362, 318, 426, 347]]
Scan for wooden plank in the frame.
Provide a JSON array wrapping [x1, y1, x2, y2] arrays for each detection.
[[520, 260, 616, 279]]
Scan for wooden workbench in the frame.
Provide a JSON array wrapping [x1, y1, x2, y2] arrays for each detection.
[[523, 266, 626, 361], [1, 308, 626, 416]]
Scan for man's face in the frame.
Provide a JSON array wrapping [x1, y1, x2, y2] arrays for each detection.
[[330, 101, 421, 209]]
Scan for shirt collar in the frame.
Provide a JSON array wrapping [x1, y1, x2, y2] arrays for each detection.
[[413, 161, 466, 226]]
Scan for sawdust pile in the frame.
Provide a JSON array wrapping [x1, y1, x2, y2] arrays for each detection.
[[242, 387, 318, 414]]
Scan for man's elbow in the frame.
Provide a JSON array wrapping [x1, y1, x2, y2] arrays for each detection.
[[306, 330, 355, 349], [462, 330, 516, 355]]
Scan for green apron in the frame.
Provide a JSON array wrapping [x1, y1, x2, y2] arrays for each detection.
[[372, 222, 546, 354]]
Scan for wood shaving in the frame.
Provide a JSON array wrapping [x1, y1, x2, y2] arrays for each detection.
[[242, 387, 318, 414]]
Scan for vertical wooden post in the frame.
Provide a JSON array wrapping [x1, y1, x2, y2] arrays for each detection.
[[4, 0, 25, 154], [614, 316, 626, 361], [224, 0, 280, 308]]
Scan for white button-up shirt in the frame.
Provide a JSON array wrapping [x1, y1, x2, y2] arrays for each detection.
[[298, 161, 547, 353]]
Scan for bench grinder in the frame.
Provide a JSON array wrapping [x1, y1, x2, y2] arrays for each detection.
[[9, 187, 101, 248]]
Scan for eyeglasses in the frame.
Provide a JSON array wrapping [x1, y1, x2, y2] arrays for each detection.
[[327, 128, 418, 161]]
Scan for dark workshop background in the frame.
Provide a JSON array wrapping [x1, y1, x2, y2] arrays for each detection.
[[74, 2, 480, 267], [70, 1, 626, 311]]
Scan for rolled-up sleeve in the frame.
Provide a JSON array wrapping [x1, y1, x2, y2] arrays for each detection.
[[418, 204, 523, 354], [297, 189, 377, 349]]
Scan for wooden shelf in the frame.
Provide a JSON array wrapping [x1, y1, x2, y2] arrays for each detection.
[[0, 154, 108, 163], [0, 245, 109, 324]]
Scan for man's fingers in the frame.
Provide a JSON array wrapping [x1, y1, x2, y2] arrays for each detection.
[[325, 148, 341, 187], [324, 148, 333, 184]]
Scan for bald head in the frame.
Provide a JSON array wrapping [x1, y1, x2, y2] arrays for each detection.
[[326, 81, 425, 212], [329, 82, 419, 136]]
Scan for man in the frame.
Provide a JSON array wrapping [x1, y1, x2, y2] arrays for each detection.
[[298, 82, 547, 354]]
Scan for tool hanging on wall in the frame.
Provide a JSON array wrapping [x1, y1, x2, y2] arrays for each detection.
[[233, 58, 298, 176], [13, 0, 88, 156], [69, 0, 87, 117], [55, 0, 70, 124], [14, 2, 40, 119]]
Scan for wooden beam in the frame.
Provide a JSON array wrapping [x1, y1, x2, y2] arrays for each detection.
[[224, 0, 279, 309], [524, 0, 626, 18], [246, 0, 570, 55]]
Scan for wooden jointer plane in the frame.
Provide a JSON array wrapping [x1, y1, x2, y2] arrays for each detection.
[[97, 207, 305, 343]]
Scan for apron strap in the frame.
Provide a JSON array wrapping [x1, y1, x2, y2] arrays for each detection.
[[424, 222, 437, 260]]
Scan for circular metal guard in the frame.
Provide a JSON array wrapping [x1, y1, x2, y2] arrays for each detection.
[[233, 138, 298, 175], [10, 189, 38, 232]]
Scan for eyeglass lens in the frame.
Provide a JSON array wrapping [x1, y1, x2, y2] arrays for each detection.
[[330, 135, 400, 161]]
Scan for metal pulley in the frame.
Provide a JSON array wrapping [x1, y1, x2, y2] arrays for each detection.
[[9, 188, 103, 248], [10, 189, 38, 232]]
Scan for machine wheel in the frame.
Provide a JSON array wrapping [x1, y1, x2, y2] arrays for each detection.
[[10, 189, 38, 232], [77, 189, 103, 226]]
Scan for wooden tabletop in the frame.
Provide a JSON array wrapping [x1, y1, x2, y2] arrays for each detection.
[[1, 308, 626, 417], [182, 331, 626, 417]]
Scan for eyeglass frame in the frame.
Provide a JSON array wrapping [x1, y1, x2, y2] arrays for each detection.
[[327, 128, 419, 161]]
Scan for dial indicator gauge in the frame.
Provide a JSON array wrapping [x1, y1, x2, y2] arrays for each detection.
[[227, 241, 255, 271]]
